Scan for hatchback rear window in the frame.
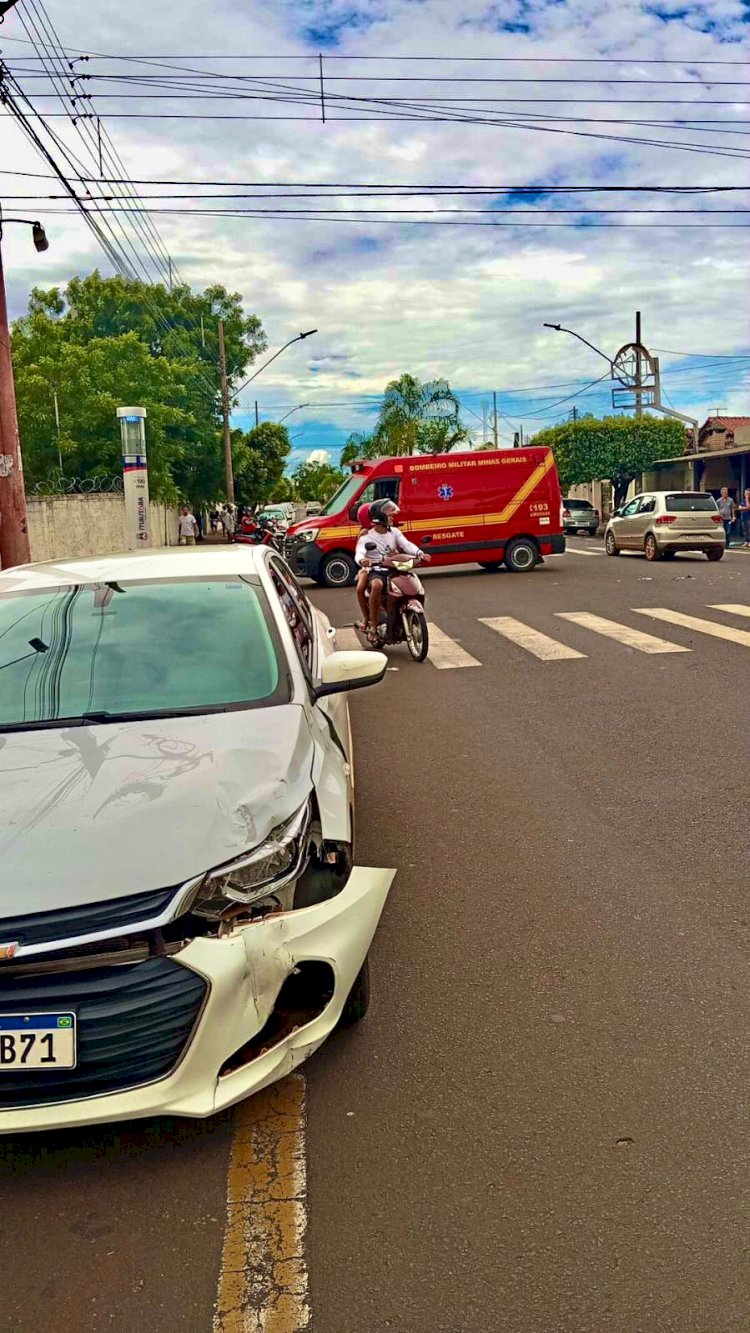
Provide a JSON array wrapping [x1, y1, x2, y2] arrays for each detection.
[[665, 494, 718, 512], [564, 500, 593, 510]]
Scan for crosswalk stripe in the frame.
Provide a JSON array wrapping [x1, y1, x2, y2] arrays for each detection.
[[565, 545, 603, 556], [335, 627, 362, 651], [634, 607, 750, 649], [480, 616, 586, 661], [556, 611, 690, 654], [708, 603, 750, 617], [426, 623, 481, 669]]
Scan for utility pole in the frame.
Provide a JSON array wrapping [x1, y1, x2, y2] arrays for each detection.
[[53, 389, 62, 472], [0, 240, 30, 568], [634, 310, 643, 419], [492, 391, 499, 449], [254, 400, 259, 428], [217, 320, 234, 504]]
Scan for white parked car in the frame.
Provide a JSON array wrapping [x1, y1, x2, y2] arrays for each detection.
[[0, 546, 391, 1132]]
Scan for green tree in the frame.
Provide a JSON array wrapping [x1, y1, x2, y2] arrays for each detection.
[[233, 421, 291, 508], [12, 270, 266, 502], [532, 414, 686, 505], [338, 375, 469, 466], [292, 459, 345, 504]]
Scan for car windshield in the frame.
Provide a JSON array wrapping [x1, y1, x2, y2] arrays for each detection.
[[319, 473, 366, 516], [665, 494, 718, 512], [0, 577, 283, 730]]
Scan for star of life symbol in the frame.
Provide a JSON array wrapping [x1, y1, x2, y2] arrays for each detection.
[[438, 484, 454, 500]]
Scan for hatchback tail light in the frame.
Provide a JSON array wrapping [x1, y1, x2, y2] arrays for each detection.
[[562, 508, 571, 518], [655, 514, 677, 525], [711, 514, 723, 525]]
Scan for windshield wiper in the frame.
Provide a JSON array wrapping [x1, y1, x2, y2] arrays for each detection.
[[0, 638, 49, 673], [0, 704, 229, 734]]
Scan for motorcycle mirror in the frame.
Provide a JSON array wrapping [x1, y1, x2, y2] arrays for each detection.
[[364, 541, 378, 551], [421, 536, 433, 546]]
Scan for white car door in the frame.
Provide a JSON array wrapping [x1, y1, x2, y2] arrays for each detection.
[[266, 557, 353, 843]]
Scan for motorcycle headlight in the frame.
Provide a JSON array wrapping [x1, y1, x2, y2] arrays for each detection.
[[191, 801, 312, 920], [294, 527, 319, 544]]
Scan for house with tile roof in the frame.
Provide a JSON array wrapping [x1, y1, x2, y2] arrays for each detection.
[[642, 415, 750, 504]]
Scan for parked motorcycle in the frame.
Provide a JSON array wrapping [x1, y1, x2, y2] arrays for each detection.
[[362, 543, 429, 662], [234, 515, 285, 553]]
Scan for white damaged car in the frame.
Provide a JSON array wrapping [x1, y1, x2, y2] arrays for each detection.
[[0, 546, 392, 1132]]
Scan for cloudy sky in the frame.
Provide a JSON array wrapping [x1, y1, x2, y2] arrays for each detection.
[[1, 0, 748, 468]]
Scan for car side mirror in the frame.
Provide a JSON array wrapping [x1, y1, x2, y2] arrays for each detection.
[[314, 650, 387, 699]]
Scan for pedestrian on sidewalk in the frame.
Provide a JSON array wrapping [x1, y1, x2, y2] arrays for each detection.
[[178, 505, 199, 546], [739, 489, 750, 547], [717, 487, 736, 547], [222, 505, 236, 543]]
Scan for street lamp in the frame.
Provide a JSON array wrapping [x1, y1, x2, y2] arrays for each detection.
[[0, 217, 50, 569], [276, 402, 310, 424], [234, 329, 318, 398], [543, 322, 615, 372]]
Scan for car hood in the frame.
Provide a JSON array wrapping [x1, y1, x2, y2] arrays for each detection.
[[0, 706, 314, 917]]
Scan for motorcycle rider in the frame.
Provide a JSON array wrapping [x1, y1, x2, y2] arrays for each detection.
[[355, 499, 429, 643], [354, 501, 374, 632]]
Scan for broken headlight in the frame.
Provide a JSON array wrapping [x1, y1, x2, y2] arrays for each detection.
[[191, 801, 312, 920]]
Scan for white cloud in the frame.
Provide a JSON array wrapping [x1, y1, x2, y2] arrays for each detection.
[[1, 0, 747, 458]]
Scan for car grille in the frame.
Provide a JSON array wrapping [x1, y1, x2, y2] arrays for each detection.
[[0, 887, 178, 949], [0, 957, 207, 1109]]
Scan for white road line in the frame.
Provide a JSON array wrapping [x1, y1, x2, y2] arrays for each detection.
[[634, 607, 750, 649], [709, 603, 750, 617], [214, 1073, 310, 1332], [556, 611, 690, 655], [426, 623, 481, 669], [566, 545, 603, 556], [480, 616, 586, 661], [335, 627, 362, 651]]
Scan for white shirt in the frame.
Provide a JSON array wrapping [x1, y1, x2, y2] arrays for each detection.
[[178, 512, 197, 537], [355, 527, 421, 567]]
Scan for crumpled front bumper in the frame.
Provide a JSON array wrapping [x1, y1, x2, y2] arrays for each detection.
[[0, 867, 394, 1134]]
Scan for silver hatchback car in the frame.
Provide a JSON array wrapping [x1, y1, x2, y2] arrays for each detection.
[[605, 491, 725, 562]]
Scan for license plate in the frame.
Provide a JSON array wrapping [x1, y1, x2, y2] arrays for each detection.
[[0, 1013, 77, 1070]]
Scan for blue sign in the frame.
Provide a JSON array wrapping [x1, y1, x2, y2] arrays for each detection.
[[438, 484, 454, 501]]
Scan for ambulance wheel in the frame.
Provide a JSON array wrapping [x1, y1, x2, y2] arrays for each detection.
[[478, 561, 502, 572], [504, 538, 538, 573], [320, 552, 357, 587]]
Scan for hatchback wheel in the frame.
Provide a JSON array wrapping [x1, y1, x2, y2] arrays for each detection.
[[337, 957, 370, 1027], [644, 534, 661, 562], [605, 531, 620, 557], [706, 548, 724, 562]]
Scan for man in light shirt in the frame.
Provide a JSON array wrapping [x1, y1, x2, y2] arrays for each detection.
[[355, 500, 428, 642], [178, 505, 198, 545]]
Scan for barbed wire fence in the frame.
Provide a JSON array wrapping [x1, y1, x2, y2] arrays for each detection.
[[29, 474, 124, 496]]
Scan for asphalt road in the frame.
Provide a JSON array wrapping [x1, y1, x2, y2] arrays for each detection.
[[1, 543, 748, 1332]]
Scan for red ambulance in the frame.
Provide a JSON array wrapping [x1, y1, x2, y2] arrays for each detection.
[[285, 448, 565, 586]]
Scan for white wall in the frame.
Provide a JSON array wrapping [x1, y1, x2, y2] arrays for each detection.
[[26, 494, 180, 562]]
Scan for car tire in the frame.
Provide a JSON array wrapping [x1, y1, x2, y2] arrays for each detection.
[[644, 534, 661, 562], [478, 561, 502, 572], [706, 548, 724, 562], [320, 552, 357, 587], [605, 531, 620, 556], [337, 957, 370, 1027], [504, 537, 538, 572]]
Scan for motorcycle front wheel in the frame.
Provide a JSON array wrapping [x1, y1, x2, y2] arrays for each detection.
[[404, 608, 429, 662]]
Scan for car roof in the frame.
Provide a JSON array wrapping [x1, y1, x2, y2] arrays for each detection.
[[0, 545, 269, 593]]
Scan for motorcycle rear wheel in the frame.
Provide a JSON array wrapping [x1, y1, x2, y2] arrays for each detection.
[[404, 608, 429, 662]]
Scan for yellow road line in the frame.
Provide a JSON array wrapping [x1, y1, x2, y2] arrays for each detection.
[[214, 1074, 310, 1333]]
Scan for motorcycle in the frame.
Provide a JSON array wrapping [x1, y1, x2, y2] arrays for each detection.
[[362, 543, 430, 662], [234, 515, 285, 553]]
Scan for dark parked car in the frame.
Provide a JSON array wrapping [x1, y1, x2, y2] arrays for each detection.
[[562, 498, 599, 536]]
